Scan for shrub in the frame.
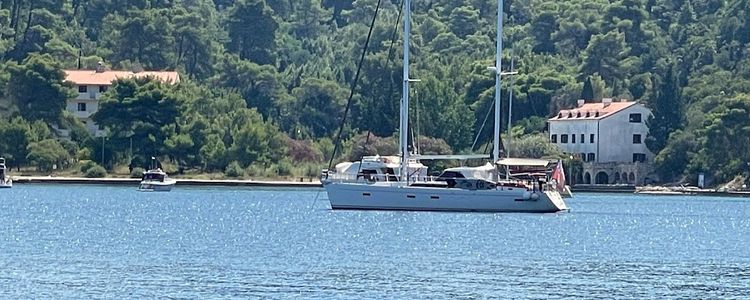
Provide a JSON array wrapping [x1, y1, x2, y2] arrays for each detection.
[[245, 163, 265, 177], [276, 160, 293, 177], [263, 164, 279, 178], [224, 161, 245, 177], [84, 165, 107, 178], [79, 160, 99, 173], [130, 167, 145, 178]]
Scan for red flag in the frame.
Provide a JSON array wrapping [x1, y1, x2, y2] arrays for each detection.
[[552, 160, 566, 192]]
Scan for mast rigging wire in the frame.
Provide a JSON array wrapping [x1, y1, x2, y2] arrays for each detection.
[[327, 0, 385, 171]]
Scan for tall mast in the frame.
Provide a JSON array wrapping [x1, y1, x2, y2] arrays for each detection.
[[400, 0, 411, 185], [492, 0, 504, 179], [506, 55, 514, 180]]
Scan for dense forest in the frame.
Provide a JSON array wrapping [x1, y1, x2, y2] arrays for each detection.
[[0, 0, 748, 185]]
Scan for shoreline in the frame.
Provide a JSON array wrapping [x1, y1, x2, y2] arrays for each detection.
[[9, 176, 322, 188]]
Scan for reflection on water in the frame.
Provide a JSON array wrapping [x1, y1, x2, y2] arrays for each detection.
[[0, 185, 748, 298]]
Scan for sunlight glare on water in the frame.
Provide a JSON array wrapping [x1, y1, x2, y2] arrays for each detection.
[[0, 185, 749, 298]]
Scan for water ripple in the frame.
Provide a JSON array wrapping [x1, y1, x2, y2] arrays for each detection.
[[0, 186, 749, 298]]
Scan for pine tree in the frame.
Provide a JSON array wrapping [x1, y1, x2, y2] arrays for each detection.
[[581, 76, 594, 101], [646, 64, 682, 154]]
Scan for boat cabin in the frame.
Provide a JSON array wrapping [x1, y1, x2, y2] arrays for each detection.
[[333, 155, 428, 182], [0, 157, 6, 180], [142, 169, 167, 182], [435, 163, 495, 189]]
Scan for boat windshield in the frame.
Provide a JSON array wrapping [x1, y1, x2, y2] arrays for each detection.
[[143, 173, 165, 182]]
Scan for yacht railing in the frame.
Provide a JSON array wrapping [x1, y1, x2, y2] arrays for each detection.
[[321, 169, 561, 193]]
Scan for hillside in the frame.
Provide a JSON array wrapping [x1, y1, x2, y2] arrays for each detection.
[[0, 0, 747, 185]]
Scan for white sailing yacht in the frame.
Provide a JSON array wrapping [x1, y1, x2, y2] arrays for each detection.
[[320, 0, 568, 212]]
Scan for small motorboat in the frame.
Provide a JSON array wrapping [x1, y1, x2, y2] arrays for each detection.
[[0, 157, 12, 188], [138, 168, 175, 192]]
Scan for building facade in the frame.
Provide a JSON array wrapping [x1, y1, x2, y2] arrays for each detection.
[[548, 98, 654, 185], [64, 66, 180, 136]]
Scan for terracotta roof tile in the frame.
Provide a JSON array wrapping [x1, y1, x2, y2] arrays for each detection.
[[64, 70, 180, 86], [549, 101, 636, 121]]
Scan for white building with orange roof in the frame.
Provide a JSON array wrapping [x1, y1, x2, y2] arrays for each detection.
[[548, 98, 654, 185], [64, 64, 180, 135]]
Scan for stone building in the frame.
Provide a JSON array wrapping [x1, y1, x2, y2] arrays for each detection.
[[548, 98, 653, 185]]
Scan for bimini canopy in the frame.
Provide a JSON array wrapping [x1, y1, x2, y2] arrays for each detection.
[[496, 158, 553, 167], [440, 162, 495, 181]]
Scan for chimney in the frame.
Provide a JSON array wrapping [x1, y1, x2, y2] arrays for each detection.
[[95, 61, 105, 73], [602, 98, 612, 107], [577, 99, 585, 107]]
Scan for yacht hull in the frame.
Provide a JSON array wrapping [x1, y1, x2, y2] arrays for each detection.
[[0, 181, 11, 188], [324, 182, 568, 213], [138, 181, 175, 192]]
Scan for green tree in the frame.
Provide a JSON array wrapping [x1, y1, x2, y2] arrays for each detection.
[[692, 95, 750, 182], [449, 6, 480, 38], [213, 54, 284, 117], [228, 110, 287, 166], [646, 65, 682, 154], [92, 77, 181, 164], [531, 10, 557, 53], [322, 0, 354, 26], [171, 2, 221, 79], [7, 53, 74, 123], [653, 129, 697, 182], [581, 76, 594, 101], [509, 133, 562, 159], [101, 8, 175, 69], [26, 138, 69, 172], [0, 117, 32, 170], [580, 31, 628, 88], [164, 133, 195, 170], [226, 0, 278, 65], [287, 78, 346, 138]]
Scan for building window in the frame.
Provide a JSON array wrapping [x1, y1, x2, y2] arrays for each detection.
[[633, 134, 642, 144], [629, 113, 642, 123], [590, 134, 595, 143], [581, 153, 587, 162], [77, 103, 86, 111], [78, 85, 87, 93], [572, 134, 576, 143], [99, 85, 108, 93], [551, 134, 557, 143], [587, 153, 595, 162], [633, 153, 646, 163], [580, 134, 585, 144], [561, 134, 568, 143]]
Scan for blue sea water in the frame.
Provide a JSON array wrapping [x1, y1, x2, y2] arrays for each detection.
[[0, 184, 749, 299]]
